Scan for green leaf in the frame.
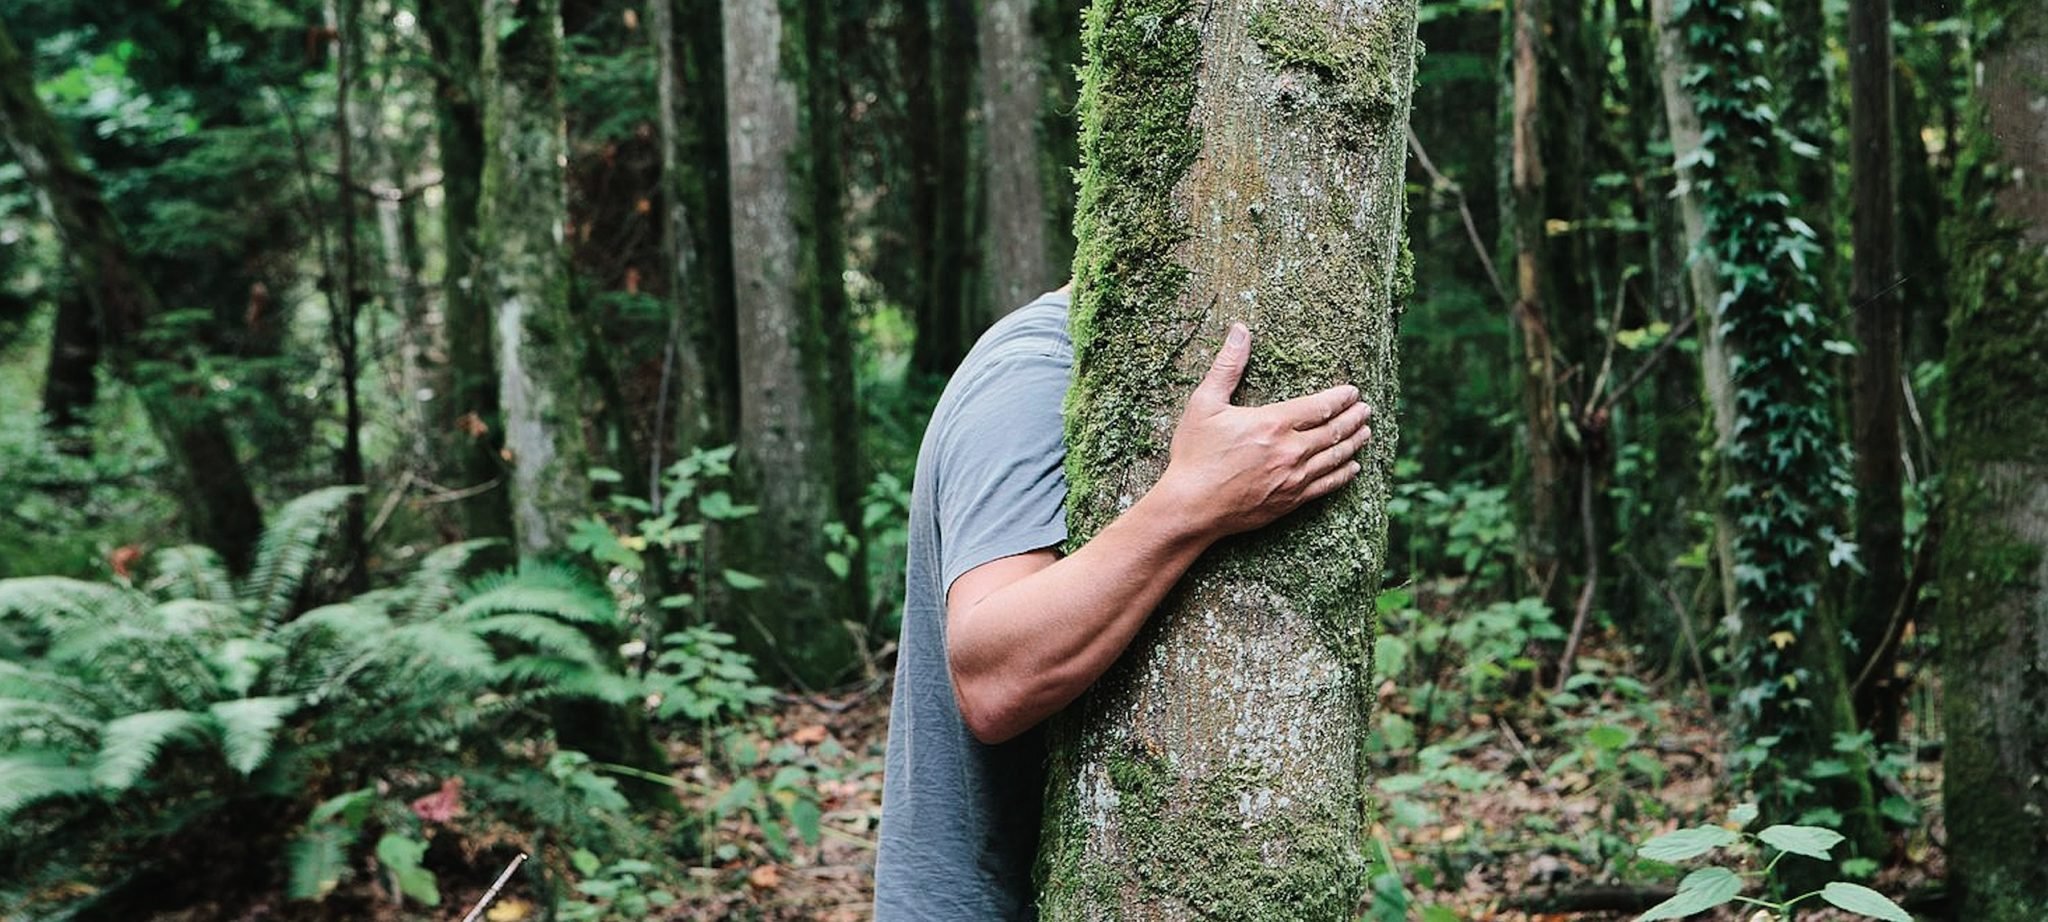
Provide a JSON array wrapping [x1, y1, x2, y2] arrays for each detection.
[[1638, 867, 1742, 920], [1637, 825, 1740, 862], [210, 696, 298, 775], [1820, 882, 1911, 922], [376, 833, 441, 907], [308, 787, 375, 827], [0, 752, 94, 821], [824, 552, 851, 580], [1757, 824, 1843, 860], [571, 847, 602, 877], [789, 798, 822, 847], [1728, 803, 1759, 828], [94, 710, 211, 791], [1586, 724, 1634, 751], [722, 569, 766, 591]]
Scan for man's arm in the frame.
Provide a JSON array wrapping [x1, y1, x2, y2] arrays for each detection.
[[946, 323, 1373, 744]]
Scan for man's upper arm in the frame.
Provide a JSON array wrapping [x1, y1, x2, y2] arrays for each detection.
[[934, 345, 1072, 596]]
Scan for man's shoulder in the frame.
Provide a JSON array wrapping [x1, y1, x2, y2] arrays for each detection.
[[960, 292, 1072, 370]]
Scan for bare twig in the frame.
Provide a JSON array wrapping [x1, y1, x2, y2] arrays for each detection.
[[1407, 130, 1512, 309], [1622, 551, 1715, 708], [460, 853, 529, 922], [1555, 460, 1600, 691]]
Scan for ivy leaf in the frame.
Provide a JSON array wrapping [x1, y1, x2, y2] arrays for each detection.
[[1638, 867, 1742, 920], [1637, 825, 1739, 862], [1728, 803, 1759, 828], [1758, 824, 1843, 860], [1819, 882, 1912, 922]]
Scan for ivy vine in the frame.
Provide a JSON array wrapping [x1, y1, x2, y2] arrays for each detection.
[[1675, 0, 1862, 823]]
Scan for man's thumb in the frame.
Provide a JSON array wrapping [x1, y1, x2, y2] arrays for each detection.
[[1194, 323, 1250, 406]]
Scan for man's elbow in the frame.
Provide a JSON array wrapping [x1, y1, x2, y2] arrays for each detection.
[[953, 669, 1031, 745]]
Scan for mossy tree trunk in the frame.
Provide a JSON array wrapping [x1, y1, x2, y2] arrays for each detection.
[[479, 0, 594, 556], [1940, 0, 2048, 915], [722, 0, 864, 688], [1039, 1, 1417, 917], [0, 17, 266, 571], [420, 0, 516, 548]]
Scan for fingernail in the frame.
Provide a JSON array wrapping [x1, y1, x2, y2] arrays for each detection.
[[1350, 461, 1362, 474], [1227, 323, 1248, 347], [1346, 385, 1361, 401]]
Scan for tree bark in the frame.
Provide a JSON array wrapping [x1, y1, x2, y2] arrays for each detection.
[[420, 0, 516, 546], [1940, 1, 2048, 915], [40, 283, 99, 451], [652, 0, 739, 456], [1846, 0, 1906, 742], [722, 0, 864, 687], [0, 17, 265, 571], [479, 0, 593, 556], [1507, 0, 1564, 598], [1038, 1, 1417, 916], [1649, 0, 1738, 622], [978, 0, 1063, 316]]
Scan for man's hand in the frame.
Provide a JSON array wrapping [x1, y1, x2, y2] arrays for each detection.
[[945, 321, 1373, 744], [1155, 322, 1372, 540]]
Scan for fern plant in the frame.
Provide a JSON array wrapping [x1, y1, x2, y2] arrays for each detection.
[[0, 488, 643, 918]]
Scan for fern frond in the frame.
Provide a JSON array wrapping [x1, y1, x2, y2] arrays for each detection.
[[208, 637, 286, 697], [47, 622, 221, 711], [146, 545, 236, 605], [0, 662, 113, 720], [0, 578, 148, 642], [403, 539, 505, 621], [286, 824, 352, 901], [272, 602, 394, 649], [0, 752, 95, 823], [470, 614, 603, 664], [208, 696, 298, 775], [154, 599, 243, 638], [449, 567, 616, 627], [92, 709, 211, 791], [0, 697, 101, 744], [495, 656, 639, 704], [245, 486, 363, 624], [386, 623, 496, 677]]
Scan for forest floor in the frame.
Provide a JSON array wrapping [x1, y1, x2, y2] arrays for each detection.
[[650, 633, 1947, 922]]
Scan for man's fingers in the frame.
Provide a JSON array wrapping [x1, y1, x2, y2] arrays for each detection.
[[1295, 402, 1371, 458], [1300, 459, 1364, 503], [1272, 384, 1361, 429], [1301, 415, 1372, 478], [1192, 323, 1252, 408]]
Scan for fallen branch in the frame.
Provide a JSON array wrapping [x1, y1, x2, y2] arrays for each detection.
[[1508, 885, 1674, 914]]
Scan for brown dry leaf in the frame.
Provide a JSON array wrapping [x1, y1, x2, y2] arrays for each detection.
[[748, 864, 781, 890], [791, 725, 829, 746]]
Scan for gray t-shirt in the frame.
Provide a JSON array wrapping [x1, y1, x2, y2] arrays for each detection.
[[874, 292, 1072, 920]]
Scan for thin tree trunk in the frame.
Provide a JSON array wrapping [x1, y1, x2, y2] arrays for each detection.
[[479, 0, 592, 556], [1508, 0, 1565, 598], [1649, 0, 1738, 621], [0, 18, 265, 571], [334, 0, 369, 591], [1039, 1, 1418, 915], [1846, 0, 1906, 742], [722, 0, 863, 688], [420, 0, 515, 546], [979, 0, 1060, 315], [40, 284, 99, 453], [1940, 1, 2048, 915]]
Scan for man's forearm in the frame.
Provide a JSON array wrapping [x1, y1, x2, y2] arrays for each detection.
[[946, 482, 1215, 744]]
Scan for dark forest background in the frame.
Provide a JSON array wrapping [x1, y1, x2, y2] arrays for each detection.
[[1, 0, 2042, 918]]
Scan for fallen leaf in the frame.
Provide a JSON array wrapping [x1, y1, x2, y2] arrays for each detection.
[[487, 897, 534, 921], [748, 864, 780, 890], [792, 725, 829, 745], [410, 777, 464, 824]]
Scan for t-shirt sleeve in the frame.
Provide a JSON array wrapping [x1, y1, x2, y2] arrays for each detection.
[[935, 345, 1072, 593]]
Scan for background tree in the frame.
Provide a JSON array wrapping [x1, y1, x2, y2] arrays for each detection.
[[722, 0, 865, 686], [1940, 0, 2048, 914], [1038, 0, 1418, 914]]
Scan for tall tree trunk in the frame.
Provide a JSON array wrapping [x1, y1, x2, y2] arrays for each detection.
[[722, 0, 864, 687], [479, 0, 593, 556], [1777, 0, 1839, 303], [1650, 0, 1738, 623], [1674, 0, 1881, 868], [1507, 0, 1565, 599], [903, 0, 979, 377], [1038, 0, 1417, 915], [1940, 1, 2048, 915], [420, 0, 516, 546], [0, 17, 265, 571], [978, 0, 1062, 315], [1846, 0, 1906, 743], [652, 0, 738, 457], [334, 0, 369, 591]]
